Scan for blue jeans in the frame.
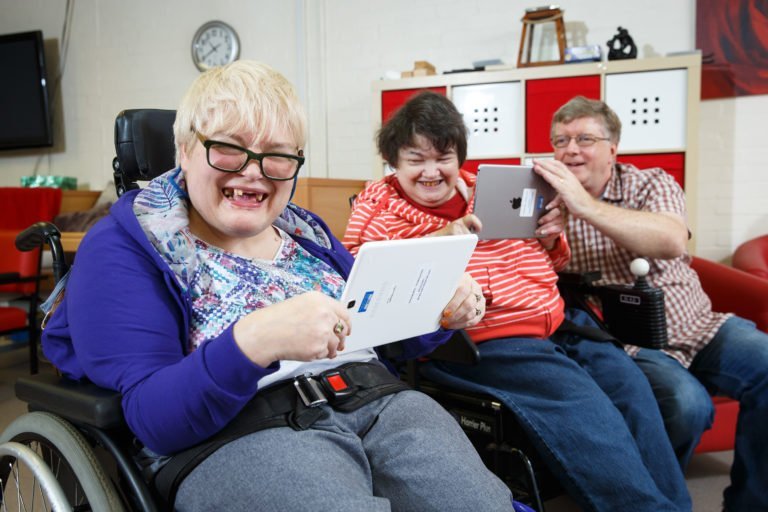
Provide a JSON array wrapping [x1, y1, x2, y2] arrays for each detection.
[[634, 315, 768, 512], [422, 309, 691, 512]]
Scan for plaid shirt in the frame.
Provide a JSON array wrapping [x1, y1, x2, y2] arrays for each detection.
[[565, 163, 730, 367]]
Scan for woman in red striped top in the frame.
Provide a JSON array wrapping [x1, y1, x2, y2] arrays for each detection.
[[342, 92, 690, 511]]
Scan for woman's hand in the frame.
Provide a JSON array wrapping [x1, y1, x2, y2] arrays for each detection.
[[535, 202, 566, 250], [233, 291, 351, 367], [440, 273, 486, 330], [431, 214, 483, 237]]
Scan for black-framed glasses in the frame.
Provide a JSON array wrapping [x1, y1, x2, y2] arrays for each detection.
[[551, 134, 611, 149], [196, 132, 305, 181]]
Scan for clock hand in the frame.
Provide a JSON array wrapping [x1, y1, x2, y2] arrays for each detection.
[[203, 42, 221, 59]]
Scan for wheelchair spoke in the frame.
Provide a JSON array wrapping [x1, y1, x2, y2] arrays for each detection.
[[23, 438, 87, 509]]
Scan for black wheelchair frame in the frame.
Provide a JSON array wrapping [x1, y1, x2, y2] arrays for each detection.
[[2, 107, 668, 512]]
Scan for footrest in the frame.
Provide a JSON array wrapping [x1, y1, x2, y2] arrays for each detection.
[[15, 373, 124, 429]]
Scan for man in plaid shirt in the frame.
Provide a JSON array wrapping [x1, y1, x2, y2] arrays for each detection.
[[534, 96, 768, 512]]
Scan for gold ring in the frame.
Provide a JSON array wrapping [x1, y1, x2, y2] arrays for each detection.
[[334, 321, 344, 335]]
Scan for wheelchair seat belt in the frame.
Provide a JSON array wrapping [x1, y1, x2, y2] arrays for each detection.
[[152, 360, 409, 507], [554, 318, 619, 343]]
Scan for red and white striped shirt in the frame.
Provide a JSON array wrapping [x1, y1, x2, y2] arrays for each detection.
[[343, 170, 570, 342], [565, 163, 730, 367]]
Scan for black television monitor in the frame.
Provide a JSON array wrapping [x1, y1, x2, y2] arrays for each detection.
[[0, 30, 54, 150]]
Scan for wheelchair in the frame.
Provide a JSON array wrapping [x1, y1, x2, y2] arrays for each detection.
[[1, 109, 547, 511], [2, 108, 666, 512], [1, 221, 157, 511], [0, 221, 546, 511], [0, 109, 175, 511]]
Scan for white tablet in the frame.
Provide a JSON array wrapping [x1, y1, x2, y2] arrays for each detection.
[[472, 164, 557, 240], [341, 234, 478, 352]]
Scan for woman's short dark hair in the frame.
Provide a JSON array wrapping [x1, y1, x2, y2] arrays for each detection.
[[377, 91, 468, 168]]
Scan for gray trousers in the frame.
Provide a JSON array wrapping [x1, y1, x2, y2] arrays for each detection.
[[175, 390, 513, 511]]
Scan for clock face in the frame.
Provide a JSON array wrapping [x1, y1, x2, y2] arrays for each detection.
[[191, 21, 240, 71]]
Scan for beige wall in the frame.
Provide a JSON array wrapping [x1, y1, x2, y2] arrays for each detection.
[[1, 0, 765, 260]]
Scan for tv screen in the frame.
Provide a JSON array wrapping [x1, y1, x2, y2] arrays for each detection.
[[0, 30, 54, 150]]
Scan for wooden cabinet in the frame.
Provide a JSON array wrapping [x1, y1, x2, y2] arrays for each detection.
[[371, 54, 701, 246], [292, 178, 368, 240]]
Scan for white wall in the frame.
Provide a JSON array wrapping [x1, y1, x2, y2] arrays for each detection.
[[1, 0, 765, 261], [0, 0, 303, 191], [314, 0, 765, 261]]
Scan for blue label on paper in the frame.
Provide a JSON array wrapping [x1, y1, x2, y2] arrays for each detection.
[[358, 291, 374, 312], [536, 195, 545, 211]]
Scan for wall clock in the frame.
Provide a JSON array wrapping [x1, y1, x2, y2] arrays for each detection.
[[191, 21, 240, 72]]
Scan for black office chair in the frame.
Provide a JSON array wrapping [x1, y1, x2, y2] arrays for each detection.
[[113, 109, 177, 197]]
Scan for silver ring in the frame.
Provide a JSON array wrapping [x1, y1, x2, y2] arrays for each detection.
[[334, 321, 344, 335]]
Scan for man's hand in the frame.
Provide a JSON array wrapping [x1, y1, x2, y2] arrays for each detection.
[[532, 158, 688, 259], [533, 159, 597, 220]]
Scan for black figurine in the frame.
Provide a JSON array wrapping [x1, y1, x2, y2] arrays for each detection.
[[607, 26, 637, 60]]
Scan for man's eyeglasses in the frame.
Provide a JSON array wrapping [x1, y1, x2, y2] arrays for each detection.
[[196, 132, 305, 181], [551, 134, 611, 149]]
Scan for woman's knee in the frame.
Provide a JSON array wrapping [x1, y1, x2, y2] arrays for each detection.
[[659, 381, 714, 436]]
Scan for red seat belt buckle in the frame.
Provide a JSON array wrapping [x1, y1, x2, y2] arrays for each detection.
[[326, 373, 348, 392], [321, 371, 355, 400]]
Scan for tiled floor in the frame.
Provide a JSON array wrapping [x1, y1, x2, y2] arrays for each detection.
[[0, 347, 732, 511]]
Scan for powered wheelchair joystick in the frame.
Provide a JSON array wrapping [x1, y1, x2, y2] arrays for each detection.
[[598, 258, 669, 349]]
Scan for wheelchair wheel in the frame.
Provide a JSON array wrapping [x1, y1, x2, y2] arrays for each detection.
[[0, 441, 70, 511], [0, 411, 126, 511]]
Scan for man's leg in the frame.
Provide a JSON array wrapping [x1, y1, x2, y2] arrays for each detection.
[[553, 308, 692, 511], [633, 347, 715, 469], [689, 316, 768, 512], [422, 336, 689, 512]]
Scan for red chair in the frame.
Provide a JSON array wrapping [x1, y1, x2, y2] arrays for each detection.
[[732, 234, 768, 281], [690, 256, 768, 453], [0, 187, 62, 373], [0, 231, 44, 368]]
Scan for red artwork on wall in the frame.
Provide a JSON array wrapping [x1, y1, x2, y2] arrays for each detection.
[[696, 0, 768, 99]]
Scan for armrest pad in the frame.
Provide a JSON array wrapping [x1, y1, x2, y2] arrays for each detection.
[[557, 271, 602, 287], [429, 330, 480, 365], [15, 373, 124, 430]]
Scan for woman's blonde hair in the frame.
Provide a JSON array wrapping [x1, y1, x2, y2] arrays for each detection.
[[173, 60, 307, 163]]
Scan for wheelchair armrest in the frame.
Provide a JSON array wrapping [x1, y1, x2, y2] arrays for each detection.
[[376, 341, 403, 361], [557, 271, 602, 288], [429, 330, 480, 365], [15, 373, 125, 430]]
